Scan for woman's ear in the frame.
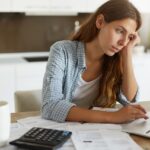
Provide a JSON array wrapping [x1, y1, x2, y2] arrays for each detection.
[[96, 14, 105, 29]]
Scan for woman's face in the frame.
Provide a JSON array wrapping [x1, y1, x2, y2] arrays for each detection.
[[96, 18, 137, 56]]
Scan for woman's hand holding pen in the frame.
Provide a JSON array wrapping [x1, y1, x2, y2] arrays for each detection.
[[112, 104, 149, 123]]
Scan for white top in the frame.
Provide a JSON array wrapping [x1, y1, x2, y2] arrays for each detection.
[[72, 74, 100, 108]]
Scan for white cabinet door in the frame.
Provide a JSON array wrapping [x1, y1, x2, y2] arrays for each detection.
[[131, 0, 150, 13], [15, 62, 46, 90], [0, 61, 47, 112], [11, 0, 109, 13], [12, 0, 77, 13], [133, 55, 150, 101], [12, 0, 50, 12], [0, 65, 15, 112], [86, 0, 107, 12], [0, 0, 11, 12]]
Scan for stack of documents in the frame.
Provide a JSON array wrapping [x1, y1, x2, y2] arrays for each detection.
[[71, 130, 142, 150], [9, 110, 150, 150], [92, 107, 150, 138], [122, 112, 150, 138]]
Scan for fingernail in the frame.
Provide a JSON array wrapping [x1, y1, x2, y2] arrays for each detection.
[[145, 116, 149, 119]]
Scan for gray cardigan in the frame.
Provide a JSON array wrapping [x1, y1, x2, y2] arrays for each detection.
[[41, 40, 136, 122]]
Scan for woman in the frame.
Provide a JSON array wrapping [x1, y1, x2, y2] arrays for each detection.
[[42, 0, 148, 123]]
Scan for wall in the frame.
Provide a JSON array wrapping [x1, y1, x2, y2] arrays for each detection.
[[140, 13, 150, 50], [0, 13, 89, 53], [0, 13, 150, 53]]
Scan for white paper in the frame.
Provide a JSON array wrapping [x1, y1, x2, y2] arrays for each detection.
[[71, 130, 142, 150], [9, 123, 30, 141], [17, 116, 57, 127], [17, 116, 80, 130], [121, 112, 150, 138], [93, 108, 150, 138], [58, 139, 75, 150], [11, 110, 149, 150], [68, 123, 122, 132]]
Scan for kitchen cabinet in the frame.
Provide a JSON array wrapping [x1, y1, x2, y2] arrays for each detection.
[[11, 0, 107, 14], [15, 62, 46, 90], [0, 65, 15, 112], [133, 55, 150, 101], [12, 0, 77, 13], [131, 0, 150, 13], [12, 0, 50, 12], [86, 0, 107, 13], [1, 0, 150, 14], [0, 61, 46, 112], [0, 0, 11, 12]]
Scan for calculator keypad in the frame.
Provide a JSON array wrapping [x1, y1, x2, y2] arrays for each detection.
[[10, 127, 72, 150]]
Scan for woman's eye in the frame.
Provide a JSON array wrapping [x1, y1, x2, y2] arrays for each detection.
[[116, 29, 124, 34], [129, 37, 133, 41], [129, 35, 134, 41]]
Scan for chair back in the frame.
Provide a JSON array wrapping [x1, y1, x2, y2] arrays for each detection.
[[14, 89, 42, 112]]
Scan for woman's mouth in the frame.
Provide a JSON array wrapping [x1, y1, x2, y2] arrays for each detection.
[[111, 46, 119, 53]]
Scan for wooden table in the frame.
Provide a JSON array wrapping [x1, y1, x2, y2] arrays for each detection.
[[11, 111, 40, 123], [11, 106, 150, 150]]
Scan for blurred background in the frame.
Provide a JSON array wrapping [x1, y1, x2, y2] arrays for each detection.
[[0, 0, 150, 112], [0, 0, 150, 52]]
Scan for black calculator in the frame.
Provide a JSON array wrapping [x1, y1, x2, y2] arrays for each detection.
[[10, 127, 72, 150]]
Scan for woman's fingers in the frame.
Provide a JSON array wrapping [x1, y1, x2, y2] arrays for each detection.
[[133, 32, 141, 45], [117, 105, 148, 123], [131, 107, 148, 120], [134, 113, 149, 120], [131, 104, 147, 113], [130, 32, 141, 45]]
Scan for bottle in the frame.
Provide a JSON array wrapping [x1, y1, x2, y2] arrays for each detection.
[[74, 20, 80, 32]]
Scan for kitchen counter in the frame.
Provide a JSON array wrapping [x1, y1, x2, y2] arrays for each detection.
[[0, 57, 27, 64], [0, 52, 49, 58], [0, 52, 49, 64], [0, 52, 48, 112]]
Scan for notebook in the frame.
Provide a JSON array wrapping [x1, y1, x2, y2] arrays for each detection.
[[93, 107, 150, 138], [121, 112, 150, 138]]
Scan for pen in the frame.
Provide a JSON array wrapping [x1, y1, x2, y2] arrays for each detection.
[[145, 130, 150, 134], [83, 140, 92, 143], [117, 94, 148, 116], [117, 93, 131, 106]]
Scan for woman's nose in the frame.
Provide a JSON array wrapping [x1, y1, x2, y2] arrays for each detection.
[[118, 37, 129, 47]]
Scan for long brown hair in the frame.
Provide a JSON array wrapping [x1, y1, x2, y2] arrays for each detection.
[[71, 0, 142, 107]]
